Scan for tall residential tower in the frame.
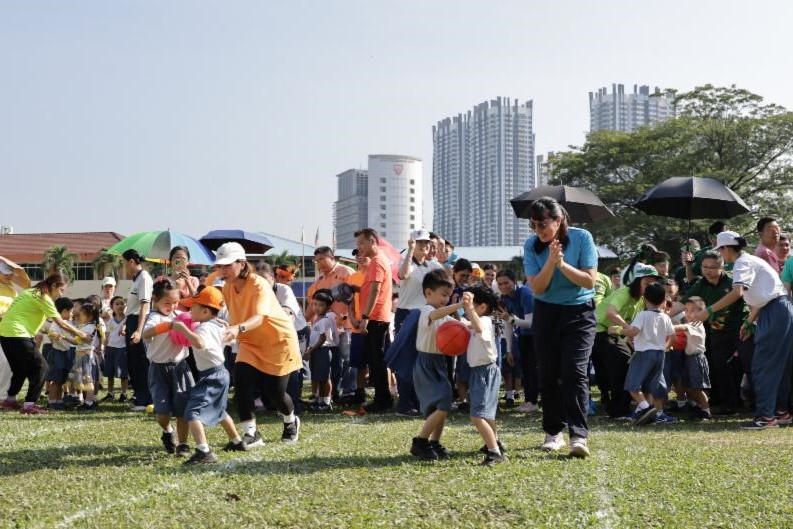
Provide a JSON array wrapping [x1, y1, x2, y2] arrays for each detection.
[[589, 84, 676, 132], [334, 169, 368, 249]]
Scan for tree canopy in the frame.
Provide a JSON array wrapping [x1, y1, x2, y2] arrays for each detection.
[[549, 85, 793, 261]]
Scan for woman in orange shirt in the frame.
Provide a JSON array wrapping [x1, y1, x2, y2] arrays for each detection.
[[215, 243, 303, 446]]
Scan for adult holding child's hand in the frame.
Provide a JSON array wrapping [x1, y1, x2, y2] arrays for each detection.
[[523, 197, 598, 458]]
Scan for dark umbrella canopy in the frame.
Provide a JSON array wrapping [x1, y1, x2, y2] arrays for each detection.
[[633, 176, 750, 220], [510, 185, 614, 224], [199, 230, 274, 254]]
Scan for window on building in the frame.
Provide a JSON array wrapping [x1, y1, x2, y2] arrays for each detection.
[[410, 206, 415, 212], [20, 263, 43, 282], [380, 223, 386, 229], [410, 188, 415, 194], [410, 179, 415, 185], [380, 213, 386, 219], [72, 263, 94, 281], [380, 195, 386, 201], [410, 224, 415, 230], [410, 197, 415, 203], [380, 205, 386, 210], [410, 215, 415, 220], [380, 178, 386, 183], [380, 186, 386, 192]]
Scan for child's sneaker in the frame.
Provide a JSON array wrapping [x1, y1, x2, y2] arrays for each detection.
[[569, 437, 590, 458], [481, 451, 506, 467], [516, 402, 540, 413], [160, 431, 176, 454], [19, 404, 47, 415], [311, 402, 333, 412], [183, 449, 218, 465], [79, 401, 99, 412], [2, 399, 21, 411], [740, 416, 779, 430], [652, 411, 678, 424], [46, 401, 65, 411], [100, 393, 114, 403], [175, 443, 191, 457], [429, 440, 450, 460], [242, 430, 264, 448], [691, 408, 712, 420], [222, 439, 248, 452], [410, 437, 438, 461], [540, 433, 565, 452], [479, 439, 507, 455], [632, 407, 657, 426], [118, 394, 128, 403], [281, 416, 301, 444], [775, 412, 792, 426], [504, 397, 515, 408]]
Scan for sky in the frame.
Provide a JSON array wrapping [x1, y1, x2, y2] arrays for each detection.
[[1, 1, 791, 244]]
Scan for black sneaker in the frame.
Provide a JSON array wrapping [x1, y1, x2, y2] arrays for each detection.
[[363, 400, 393, 413], [429, 440, 450, 459], [410, 437, 438, 461], [46, 401, 66, 411], [79, 401, 99, 412], [311, 402, 333, 412], [100, 394, 114, 403], [351, 389, 367, 405], [479, 439, 507, 455], [692, 408, 713, 420], [505, 398, 515, 408], [740, 416, 779, 430], [118, 394, 128, 403], [222, 439, 248, 452], [183, 449, 218, 465], [457, 402, 470, 413], [175, 443, 191, 457], [481, 450, 506, 467], [242, 431, 264, 448], [281, 416, 301, 444], [396, 409, 422, 417], [161, 431, 176, 454]]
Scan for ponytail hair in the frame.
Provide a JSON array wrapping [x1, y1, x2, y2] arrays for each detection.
[[122, 249, 145, 264], [622, 242, 658, 286], [80, 302, 100, 326], [529, 197, 570, 254], [152, 277, 178, 301], [33, 273, 68, 296]]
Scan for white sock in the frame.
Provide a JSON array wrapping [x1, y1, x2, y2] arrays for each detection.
[[655, 409, 664, 416], [283, 412, 295, 424], [163, 425, 174, 434], [242, 421, 256, 436], [197, 443, 210, 453], [506, 390, 515, 399], [321, 396, 331, 405], [636, 401, 650, 412], [230, 436, 242, 444], [702, 408, 710, 414], [488, 447, 502, 456], [676, 399, 686, 408], [85, 400, 94, 406]]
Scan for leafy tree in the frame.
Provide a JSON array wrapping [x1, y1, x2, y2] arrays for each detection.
[[42, 246, 79, 281], [550, 85, 793, 261], [92, 249, 123, 280], [505, 255, 525, 280]]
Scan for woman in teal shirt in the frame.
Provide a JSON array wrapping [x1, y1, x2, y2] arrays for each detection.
[[0, 273, 86, 414], [523, 197, 598, 458]]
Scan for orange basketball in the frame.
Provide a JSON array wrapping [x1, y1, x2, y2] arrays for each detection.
[[437, 320, 470, 356]]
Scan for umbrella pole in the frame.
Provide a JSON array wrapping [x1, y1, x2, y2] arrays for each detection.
[[687, 218, 691, 245]]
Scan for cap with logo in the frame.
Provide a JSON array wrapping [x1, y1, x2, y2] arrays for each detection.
[[632, 263, 661, 279], [213, 242, 246, 266], [410, 229, 431, 242]]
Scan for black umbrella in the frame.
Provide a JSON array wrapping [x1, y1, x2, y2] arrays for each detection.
[[510, 185, 614, 224], [199, 230, 274, 254], [633, 176, 750, 238]]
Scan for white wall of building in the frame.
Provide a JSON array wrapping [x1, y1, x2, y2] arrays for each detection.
[[367, 154, 423, 246]]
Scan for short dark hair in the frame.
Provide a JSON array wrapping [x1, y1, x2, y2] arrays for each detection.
[[452, 258, 473, 273], [757, 217, 777, 233], [122, 249, 144, 263], [313, 246, 334, 257], [169, 246, 190, 261], [445, 240, 455, 250], [354, 228, 379, 242], [422, 269, 454, 292], [469, 286, 499, 316], [700, 250, 723, 266], [685, 296, 707, 311], [651, 251, 670, 264], [643, 282, 666, 306], [709, 221, 727, 235], [55, 297, 74, 313], [496, 269, 517, 282], [482, 263, 497, 272], [609, 267, 621, 276], [312, 288, 333, 305], [110, 295, 125, 306]]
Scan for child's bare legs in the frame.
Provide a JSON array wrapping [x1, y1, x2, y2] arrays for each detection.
[[188, 419, 208, 447], [119, 377, 128, 396], [630, 390, 649, 408], [219, 413, 241, 441], [419, 410, 447, 441], [504, 373, 514, 395], [457, 381, 468, 403], [311, 381, 319, 400], [513, 377, 522, 397], [48, 382, 62, 402], [687, 388, 709, 410], [106, 376, 115, 395], [156, 413, 173, 433], [319, 380, 331, 399], [472, 417, 498, 450], [176, 417, 189, 444]]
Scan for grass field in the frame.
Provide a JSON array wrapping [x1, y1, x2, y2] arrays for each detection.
[[1, 398, 792, 529]]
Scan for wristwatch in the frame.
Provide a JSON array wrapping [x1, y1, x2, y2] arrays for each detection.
[[239, 324, 247, 333]]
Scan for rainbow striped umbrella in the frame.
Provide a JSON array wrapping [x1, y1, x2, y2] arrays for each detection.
[[107, 230, 215, 265]]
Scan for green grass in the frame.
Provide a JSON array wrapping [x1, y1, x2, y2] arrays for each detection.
[[1, 399, 792, 529]]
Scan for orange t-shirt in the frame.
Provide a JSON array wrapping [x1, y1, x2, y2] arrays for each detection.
[[346, 270, 365, 334], [306, 263, 355, 327], [223, 274, 302, 377], [361, 252, 393, 323]]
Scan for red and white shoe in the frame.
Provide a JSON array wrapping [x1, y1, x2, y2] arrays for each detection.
[[19, 404, 48, 415], [1, 399, 21, 411]]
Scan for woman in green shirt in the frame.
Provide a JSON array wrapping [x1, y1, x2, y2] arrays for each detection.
[[591, 264, 661, 418], [0, 273, 87, 414]]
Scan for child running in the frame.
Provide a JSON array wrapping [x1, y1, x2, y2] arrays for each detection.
[[463, 286, 506, 466], [410, 269, 470, 461], [171, 286, 247, 464], [102, 296, 128, 403], [609, 282, 677, 426], [68, 302, 101, 411], [141, 278, 195, 457]]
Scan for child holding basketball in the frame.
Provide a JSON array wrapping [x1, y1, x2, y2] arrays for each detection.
[[463, 286, 506, 466], [410, 269, 471, 461]]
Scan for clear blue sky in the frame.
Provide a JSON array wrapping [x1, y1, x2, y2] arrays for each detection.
[[1, 1, 791, 244]]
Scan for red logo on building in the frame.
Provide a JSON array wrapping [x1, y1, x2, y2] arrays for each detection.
[[393, 164, 404, 176]]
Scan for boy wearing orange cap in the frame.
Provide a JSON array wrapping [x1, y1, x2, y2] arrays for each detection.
[[172, 286, 247, 464]]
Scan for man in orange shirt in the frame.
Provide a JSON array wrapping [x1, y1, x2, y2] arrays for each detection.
[[355, 228, 394, 412], [306, 247, 355, 402]]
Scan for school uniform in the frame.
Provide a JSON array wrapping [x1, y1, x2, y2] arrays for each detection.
[[104, 316, 128, 379], [680, 322, 711, 390], [467, 316, 500, 421], [623, 310, 674, 399], [413, 304, 455, 418], [308, 312, 338, 383], [125, 269, 154, 406], [40, 320, 72, 384], [69, 323, 97, 391], [143, 311, 194, 416], [184, 319, 231, 426]]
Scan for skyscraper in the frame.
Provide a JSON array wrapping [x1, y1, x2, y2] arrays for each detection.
[[367, 155, 423, 245], [589, 84, 676, 132], [536, 151, 555, 188], [433, 97, 534, 246], [334, 169, 368, 249]]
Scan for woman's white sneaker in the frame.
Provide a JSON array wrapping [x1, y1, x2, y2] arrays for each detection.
[[569, 437, 590, 458], [540, 433, 566, 451]]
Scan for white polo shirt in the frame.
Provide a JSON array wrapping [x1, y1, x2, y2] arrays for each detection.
[[397, 258, 443, 310], [732, 253, 787, 308], [125, 269, 153, 316], [467, 315, 497, 367]]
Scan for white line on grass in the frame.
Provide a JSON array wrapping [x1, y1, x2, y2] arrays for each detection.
[[594, 447, 619, 529], [53, 482, 180, 528]]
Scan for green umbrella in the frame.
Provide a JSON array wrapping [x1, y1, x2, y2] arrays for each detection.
[[107, 230, 216, 265]]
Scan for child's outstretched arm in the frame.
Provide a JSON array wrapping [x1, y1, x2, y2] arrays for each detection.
[[171, 321, 205, 350], [461, 293, 482, 333], [428, 295, 470, 323], [608, 324, 641, 338], [303, 333, 326, 359]]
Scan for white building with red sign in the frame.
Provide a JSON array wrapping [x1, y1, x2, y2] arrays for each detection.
[[367, 154, 423, 247]]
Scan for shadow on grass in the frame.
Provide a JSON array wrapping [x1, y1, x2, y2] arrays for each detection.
[[0, 444, 160, 476]]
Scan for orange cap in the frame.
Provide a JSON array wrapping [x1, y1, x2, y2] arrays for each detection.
[[182, 286, 224, 310]]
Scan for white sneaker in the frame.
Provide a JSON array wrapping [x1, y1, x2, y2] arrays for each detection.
[[516, 402, 540, 413], [540, 433, 566, 452], [129, 405, 147, 412], [569, 437, 590, 458]]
